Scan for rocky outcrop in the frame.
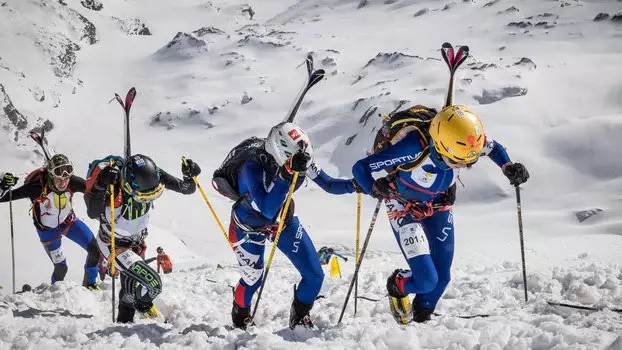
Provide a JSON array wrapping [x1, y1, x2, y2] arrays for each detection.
[[80, 0, 103, 11], [154, 32, 207, 60], [474, 86, 528, 104], [1, 84, 28, 130]]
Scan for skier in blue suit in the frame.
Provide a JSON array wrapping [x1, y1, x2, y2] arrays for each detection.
[[351, 105, 529, 324], [213, 122, 356, 329]]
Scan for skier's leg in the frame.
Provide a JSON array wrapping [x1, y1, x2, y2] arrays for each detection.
[[117, 272, 135, 323], [37, 227, 67, 284], [63, 219, 99, 287], [115, 248, 162, 323], [276, 216, 323, 328], [229, 220, 265, 328], [277, 217, 324, 304], [385, 199, 438, 296], [414, 209, 455, 318]]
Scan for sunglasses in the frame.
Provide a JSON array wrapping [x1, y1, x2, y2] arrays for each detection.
[[51, 164, 73, 179]]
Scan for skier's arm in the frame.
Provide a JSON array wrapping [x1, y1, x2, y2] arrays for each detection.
[[0, 181, 40, 202], [306, 161, 355, 195], [69, 175, 86, 193], [238, 161, 290, 220], [352, 133, 425, 194], [159, 169, 196, 195], [481, 137, 511, 167], [145, 257, 157, 264]]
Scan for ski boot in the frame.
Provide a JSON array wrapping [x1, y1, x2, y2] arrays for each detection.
[[232, 301, 252, 329], [289, 295, 314, 329], [386, 269, 412, 325], [412, 302, 434, 323], [85, 284, 101, 291], [143, 305, 160, 319]]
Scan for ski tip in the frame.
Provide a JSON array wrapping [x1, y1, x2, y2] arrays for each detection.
[[441, 42, 453, 49], [29, 131, 40, 141], [306, 54, 314, 75]]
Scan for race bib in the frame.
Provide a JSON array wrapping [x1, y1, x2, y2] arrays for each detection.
[[48, 246, 66, 264], [240, 266, 263, 286], [117, 250, 142, 269], [398, 223, 430, 258], [235, 246, 262, 285]]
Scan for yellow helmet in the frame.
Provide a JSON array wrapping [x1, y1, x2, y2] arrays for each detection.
[[429, 105, 485, 164]]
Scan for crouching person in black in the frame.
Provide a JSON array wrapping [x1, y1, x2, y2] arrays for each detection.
[[84, 154, 200, 322]]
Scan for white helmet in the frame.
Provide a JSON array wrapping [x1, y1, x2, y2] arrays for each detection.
[[265, 122, 313, 166]]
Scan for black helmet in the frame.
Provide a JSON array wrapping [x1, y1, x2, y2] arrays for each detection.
[[47, 154, 73, 179], [121, 154, 164, 203], [156, 246, 164, 254]]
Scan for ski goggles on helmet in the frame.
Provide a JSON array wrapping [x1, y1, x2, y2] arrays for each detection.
[[129, 183, 165, 203], [50, 164, 74, 179]]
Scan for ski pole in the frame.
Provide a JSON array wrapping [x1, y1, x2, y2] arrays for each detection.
[[9, 189, 16, 294], [515, 185, 528, 302], [354, 192, 361, 316], [338, 199, 383, 324], [182, 156, 232, 250], [109, 179, 116, 322], [249, 171, 299, 324]]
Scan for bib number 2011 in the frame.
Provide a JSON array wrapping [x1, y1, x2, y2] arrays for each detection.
[[399, 223, 430, 258]]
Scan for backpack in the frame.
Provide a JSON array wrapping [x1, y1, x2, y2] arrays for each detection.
[[212, 137, 267, 201], [372, 105, 437, 173], [86, 155, 124, 179], [24, 167, 47, 187], [85, 155, 124, 195]]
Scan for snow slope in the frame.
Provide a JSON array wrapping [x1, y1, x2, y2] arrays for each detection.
[[1, 0, 621, 348]]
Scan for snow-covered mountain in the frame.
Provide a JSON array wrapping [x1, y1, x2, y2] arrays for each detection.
[[1, 0, 621, 348]]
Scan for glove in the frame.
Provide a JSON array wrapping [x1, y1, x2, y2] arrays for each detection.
[[0, 172, 18, 191], [371, 177, 395, 200], [96, 166, 120, 188], [289, 150, 312, 172], [280, 150, 312, 180], [503, 162, 529, 186], [434, 183, 456, 208], [182, 158, 201, 178], [351, 178, 364, 193]]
